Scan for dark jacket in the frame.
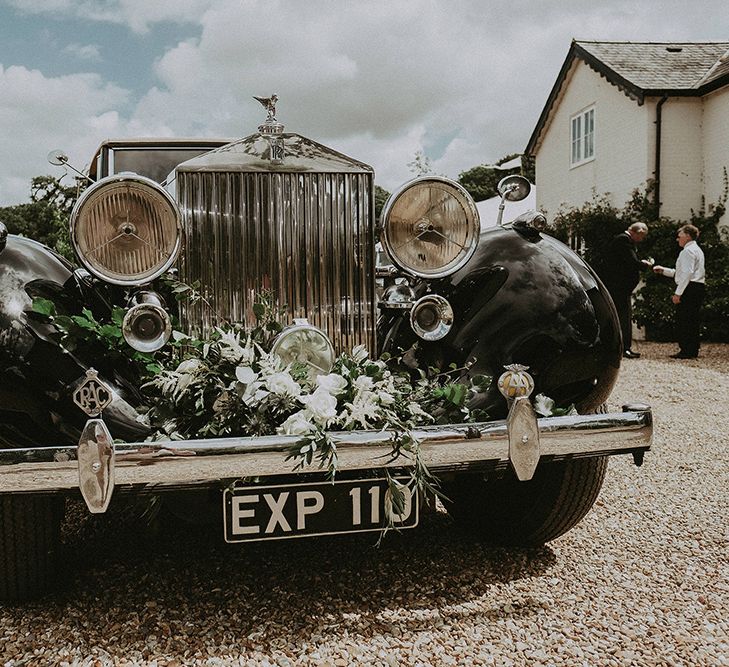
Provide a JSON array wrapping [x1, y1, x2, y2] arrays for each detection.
[[601, 232, 645, 293]]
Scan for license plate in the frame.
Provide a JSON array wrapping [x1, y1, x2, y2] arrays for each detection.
[[223, 477, 419, 543]]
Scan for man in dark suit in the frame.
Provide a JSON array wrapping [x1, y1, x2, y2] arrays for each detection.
[[601, 223, 652, 358]]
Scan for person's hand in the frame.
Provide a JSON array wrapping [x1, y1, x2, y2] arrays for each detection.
[[641, 258, 654, 267], [653, 265, 665, 275], [671, 294, 681, 304]]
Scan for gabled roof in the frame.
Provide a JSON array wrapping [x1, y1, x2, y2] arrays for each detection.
[[525, 40, 729, 156]]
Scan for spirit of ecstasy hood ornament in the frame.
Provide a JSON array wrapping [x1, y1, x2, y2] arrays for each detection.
[[254, 94, 279, 123], [254, 93, 284, 162]]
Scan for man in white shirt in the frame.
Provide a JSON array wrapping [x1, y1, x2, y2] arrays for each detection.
[[653, 224, 706, 359]]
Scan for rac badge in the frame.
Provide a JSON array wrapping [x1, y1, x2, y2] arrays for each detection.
[[72, 368, 113, 417]]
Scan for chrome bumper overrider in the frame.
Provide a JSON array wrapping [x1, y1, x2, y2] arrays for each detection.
[[1, 405, 651, 506]]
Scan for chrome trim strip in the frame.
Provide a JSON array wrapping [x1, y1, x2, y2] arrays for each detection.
[[0, 408, 651, 494]]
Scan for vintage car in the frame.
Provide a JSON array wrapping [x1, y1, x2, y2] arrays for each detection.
[[0, 99, 652, 601]]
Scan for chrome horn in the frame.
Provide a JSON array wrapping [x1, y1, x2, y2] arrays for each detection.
[[122, 291, 172, 352], [410, 294, 454, 341]]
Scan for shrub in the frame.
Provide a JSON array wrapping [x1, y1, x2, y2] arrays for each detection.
[[548, 178, 729, 342]]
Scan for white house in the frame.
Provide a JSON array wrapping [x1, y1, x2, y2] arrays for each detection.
[[525, 40, 729, 225], [476, 184, 536, 229]]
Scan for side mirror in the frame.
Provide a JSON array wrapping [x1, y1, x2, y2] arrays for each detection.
[[497, 175, 531, 202], [47, 149, 69, 166], [47, 149, 94, 183]]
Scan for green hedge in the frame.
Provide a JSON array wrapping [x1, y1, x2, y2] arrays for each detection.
[[547, 179, 729, 342]]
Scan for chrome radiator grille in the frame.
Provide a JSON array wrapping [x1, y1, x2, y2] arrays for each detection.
[[176, 170, 376, 355]]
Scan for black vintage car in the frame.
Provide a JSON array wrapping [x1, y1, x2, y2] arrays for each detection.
[[0, 101, 652, 602]]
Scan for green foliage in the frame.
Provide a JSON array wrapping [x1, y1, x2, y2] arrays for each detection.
[[548, 178, 729, 342], [374, 185, 391, 223], [407, 151, 435, 177], [31, 297, 162, 375], [457, 154, 528, 202], [0, 175, 81, 262]]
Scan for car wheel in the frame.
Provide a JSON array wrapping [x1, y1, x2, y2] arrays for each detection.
[[442, 456, 608, 546], [0, 494, 62, 602]]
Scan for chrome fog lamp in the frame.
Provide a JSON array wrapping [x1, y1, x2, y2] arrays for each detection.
[[271, 319, 335, 378], [410, 295, 454, 341], [381, 177, 479, 279], [122, 292, 172, 352], [70, 173, 181, 286]]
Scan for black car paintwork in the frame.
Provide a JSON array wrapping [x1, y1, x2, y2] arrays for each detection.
[[379, 225, 621, 420], [0, 235, 148, 448]]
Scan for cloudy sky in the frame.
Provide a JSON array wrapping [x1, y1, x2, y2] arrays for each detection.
[[0, 0, 727, 205]]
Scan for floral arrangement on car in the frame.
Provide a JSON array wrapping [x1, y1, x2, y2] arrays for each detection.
[[32, 289, 497, 522]]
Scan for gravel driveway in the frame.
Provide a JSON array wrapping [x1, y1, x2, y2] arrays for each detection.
[[2, 342, 727, 666]]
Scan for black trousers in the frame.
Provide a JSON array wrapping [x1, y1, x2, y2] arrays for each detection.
[[607, 286, 634, 351], [676, 282, 705, 356]]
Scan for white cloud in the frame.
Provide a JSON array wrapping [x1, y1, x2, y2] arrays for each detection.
[[0, 64, 128, 203], [124, 0, 538, 190], [126, 0, 729, 192], [3, 0, 729, 203]]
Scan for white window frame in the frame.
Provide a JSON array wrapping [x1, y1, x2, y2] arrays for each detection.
[[570, 106, 595, 168]]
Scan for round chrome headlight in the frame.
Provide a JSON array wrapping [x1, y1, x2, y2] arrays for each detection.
[[381, 177, 479, 279], [271, 320, 335, 378], [410, 294, 454, 341], [70, 174, 181, 285]]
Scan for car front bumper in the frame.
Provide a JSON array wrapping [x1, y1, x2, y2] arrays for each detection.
[[1, 404, 651, 507]]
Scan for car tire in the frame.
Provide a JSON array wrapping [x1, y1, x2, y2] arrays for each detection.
[[0, 494, 62, 602], [442, 456, 608, 546]]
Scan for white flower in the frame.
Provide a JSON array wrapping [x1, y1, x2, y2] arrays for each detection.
[[344, 393, 380, 428], [378, 391, 395, 405], [316, 373, 348, 396], [216, 329, 252, 363], [407, 402, 432, 421], [174, 373, 195, 397], [239, 339, 255, 365], [266, 371, 302, 397], [533, 393, 555, 417], [299, 387, 338, 426], [176, 358, 202, 374], [235, 366, 257, 384], [351, 344, 369, 363], [278, 410, 316, 436], [241, 382, 269, 406], [354, 375, 374, 391]]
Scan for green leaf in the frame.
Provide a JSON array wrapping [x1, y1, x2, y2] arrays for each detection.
[[99, 324, 123, 339], [52, 315, 73, 331], [111, 307, 125, 327], [31, 298, 56, 317], [81, 307, 97, 323], [71, 315, 97, 330], [266, 320, 282, 333]]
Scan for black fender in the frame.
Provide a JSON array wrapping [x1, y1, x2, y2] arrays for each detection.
[[0, 235, 149, 448], [378, 225, 621, 420]]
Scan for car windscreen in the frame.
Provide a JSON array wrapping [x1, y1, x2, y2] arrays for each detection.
[[112, 148, 215, 183]]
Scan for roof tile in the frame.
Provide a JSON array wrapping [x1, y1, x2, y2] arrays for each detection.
[[576, 41, 729, 90]]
